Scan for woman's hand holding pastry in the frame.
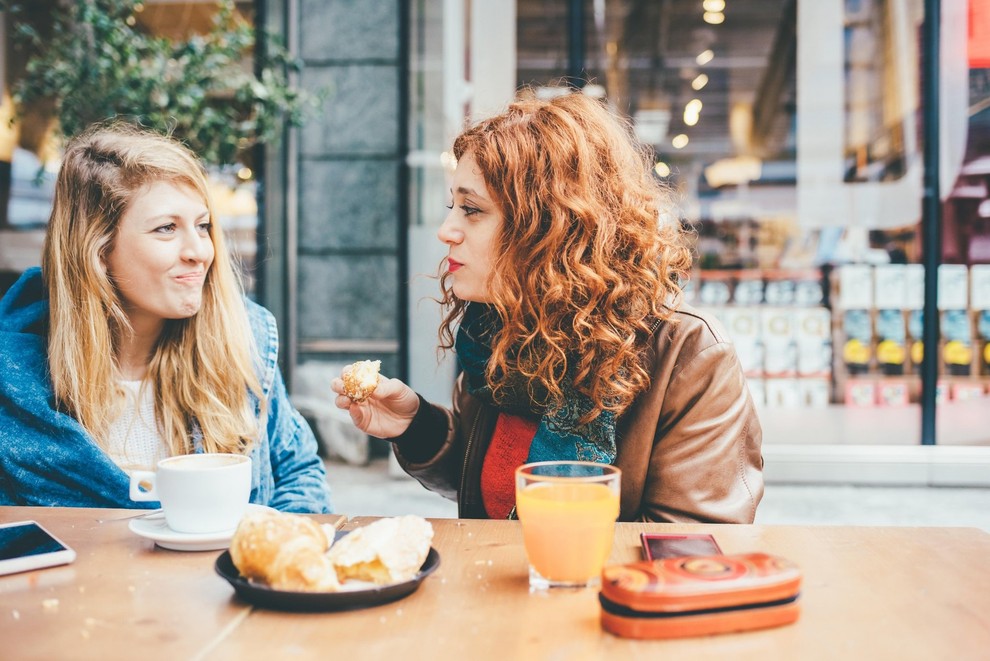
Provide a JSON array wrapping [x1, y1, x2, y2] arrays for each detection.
[[331, 363, 419, 439]]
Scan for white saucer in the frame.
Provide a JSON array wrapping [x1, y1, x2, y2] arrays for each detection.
[[129, 504, 275, 552]]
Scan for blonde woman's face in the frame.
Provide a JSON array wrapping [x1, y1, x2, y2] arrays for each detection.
[[106, 181, 214, 334], [437, 151, 502, 302]]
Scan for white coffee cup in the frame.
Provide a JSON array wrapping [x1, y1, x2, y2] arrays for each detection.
[[129, 453, 252, 534]]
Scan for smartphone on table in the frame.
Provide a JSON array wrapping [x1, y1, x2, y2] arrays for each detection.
[[640, 532, 722, 561], [0, 521, 76, 576]]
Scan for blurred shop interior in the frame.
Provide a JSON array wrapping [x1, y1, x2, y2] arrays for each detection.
[[406, 0, 990, 486], [0, 1, 988, 484]]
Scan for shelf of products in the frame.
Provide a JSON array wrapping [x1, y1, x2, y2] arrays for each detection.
[[689, 268, 832, 408], [689, 264, 990, 408], [831, 264, 990, 407]]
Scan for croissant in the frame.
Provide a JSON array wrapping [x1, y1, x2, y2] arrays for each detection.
[[230, 510, 340, 592], [266, 536, 340, 592]]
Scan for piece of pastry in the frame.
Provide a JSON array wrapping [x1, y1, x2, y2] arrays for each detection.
[[266, 535, 341, 592], [327, 515, 434, 585], [341, 360, 382, 402], [230, 509, 335, 591]]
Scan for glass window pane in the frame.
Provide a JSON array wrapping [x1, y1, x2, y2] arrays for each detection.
[[407, 0, 990, 452]]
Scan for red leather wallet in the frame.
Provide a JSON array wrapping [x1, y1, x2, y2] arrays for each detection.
[[599, 552, 801, 639]]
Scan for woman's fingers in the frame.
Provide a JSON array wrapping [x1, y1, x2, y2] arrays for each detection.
[[331, 370, 417, 437]]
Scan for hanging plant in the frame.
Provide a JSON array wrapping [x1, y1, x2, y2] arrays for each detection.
[[6, 0, 315, 166]]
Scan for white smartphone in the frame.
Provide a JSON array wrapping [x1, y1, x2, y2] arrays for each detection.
[[0, 520, 76, 576]]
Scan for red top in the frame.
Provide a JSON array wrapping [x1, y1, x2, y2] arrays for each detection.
[[480, 413, 539, 518]]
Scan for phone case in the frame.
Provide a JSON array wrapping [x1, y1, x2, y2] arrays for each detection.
[[599, 552, 801, 639], [640, 532, 721, 560]]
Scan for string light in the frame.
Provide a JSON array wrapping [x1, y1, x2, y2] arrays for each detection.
[[683, 99, 703, 127], [703, 11, 725, 24], [691, 74, 709, 90], [672, 134, 690, 149], [696, 49, 714, 65]]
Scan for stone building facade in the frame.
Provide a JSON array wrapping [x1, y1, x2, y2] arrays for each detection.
[[261, 0, 407, 390]]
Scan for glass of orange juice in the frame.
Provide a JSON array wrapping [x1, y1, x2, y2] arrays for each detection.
[[515, 460, 621, 590]]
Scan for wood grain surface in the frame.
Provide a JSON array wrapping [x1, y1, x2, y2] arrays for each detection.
[[3, 508, 988, 660]]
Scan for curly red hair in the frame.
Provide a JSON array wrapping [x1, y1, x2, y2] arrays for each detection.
[[439, 92, 692, 422]]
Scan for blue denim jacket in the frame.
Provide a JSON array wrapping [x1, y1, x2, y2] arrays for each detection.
[[0, 267, 333, 513]]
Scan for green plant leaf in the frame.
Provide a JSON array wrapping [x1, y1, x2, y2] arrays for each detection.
[[8, 0, 316, 167]]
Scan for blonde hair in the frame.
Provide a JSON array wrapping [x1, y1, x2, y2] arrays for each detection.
[[41, 123, 262, 455], [440, 92, 692, 422]]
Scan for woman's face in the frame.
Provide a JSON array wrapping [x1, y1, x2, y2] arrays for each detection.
[[437, 151, 502, 303], [105, 181, 214, 335]]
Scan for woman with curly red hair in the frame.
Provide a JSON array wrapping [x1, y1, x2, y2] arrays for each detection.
[[333, 91, 763, 523]]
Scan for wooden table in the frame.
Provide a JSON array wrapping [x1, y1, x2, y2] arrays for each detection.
[[2, 508, 989, 660]]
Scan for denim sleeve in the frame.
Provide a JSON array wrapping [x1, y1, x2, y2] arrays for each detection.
[[0, 471, 16, 505], [266, 364, 334, 514]]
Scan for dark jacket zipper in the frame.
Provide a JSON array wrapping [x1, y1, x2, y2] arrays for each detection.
[[458, 406, 484, 518]]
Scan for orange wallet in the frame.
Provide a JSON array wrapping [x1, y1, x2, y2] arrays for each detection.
[[599, 552, 801, 639]]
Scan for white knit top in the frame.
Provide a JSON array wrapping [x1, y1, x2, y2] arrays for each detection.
[[105, 380, 170, 474]]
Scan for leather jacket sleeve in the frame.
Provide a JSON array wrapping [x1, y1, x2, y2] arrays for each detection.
[[616, 305, 763, 523], [392, 391, 463, 502], [626, 335, 764, 523]]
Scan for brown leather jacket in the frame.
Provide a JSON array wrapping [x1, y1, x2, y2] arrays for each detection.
[[392, 304, 764, 523]]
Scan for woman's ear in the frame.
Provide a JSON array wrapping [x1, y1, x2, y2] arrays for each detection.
[[95, 238, 113, 279]]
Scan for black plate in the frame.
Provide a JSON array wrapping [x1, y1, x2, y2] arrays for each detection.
[[215, 545, 440, 612]]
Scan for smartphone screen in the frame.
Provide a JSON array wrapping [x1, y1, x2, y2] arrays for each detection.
[[0, 521, 76, 576], [640, 533, 722, 561]]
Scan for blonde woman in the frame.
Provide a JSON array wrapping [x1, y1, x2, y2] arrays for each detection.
[[333, 92, 762, 523], [0, 124, 331, 512]]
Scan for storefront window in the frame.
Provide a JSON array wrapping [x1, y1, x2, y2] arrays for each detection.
[[408, 0, 990, 451], [516, 0, 990, 447]]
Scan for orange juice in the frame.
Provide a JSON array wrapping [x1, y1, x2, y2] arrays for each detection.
[[516, 482, 620, 583]]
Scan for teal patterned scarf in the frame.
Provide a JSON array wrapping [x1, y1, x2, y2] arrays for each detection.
[[454, 303, 616, 464]]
